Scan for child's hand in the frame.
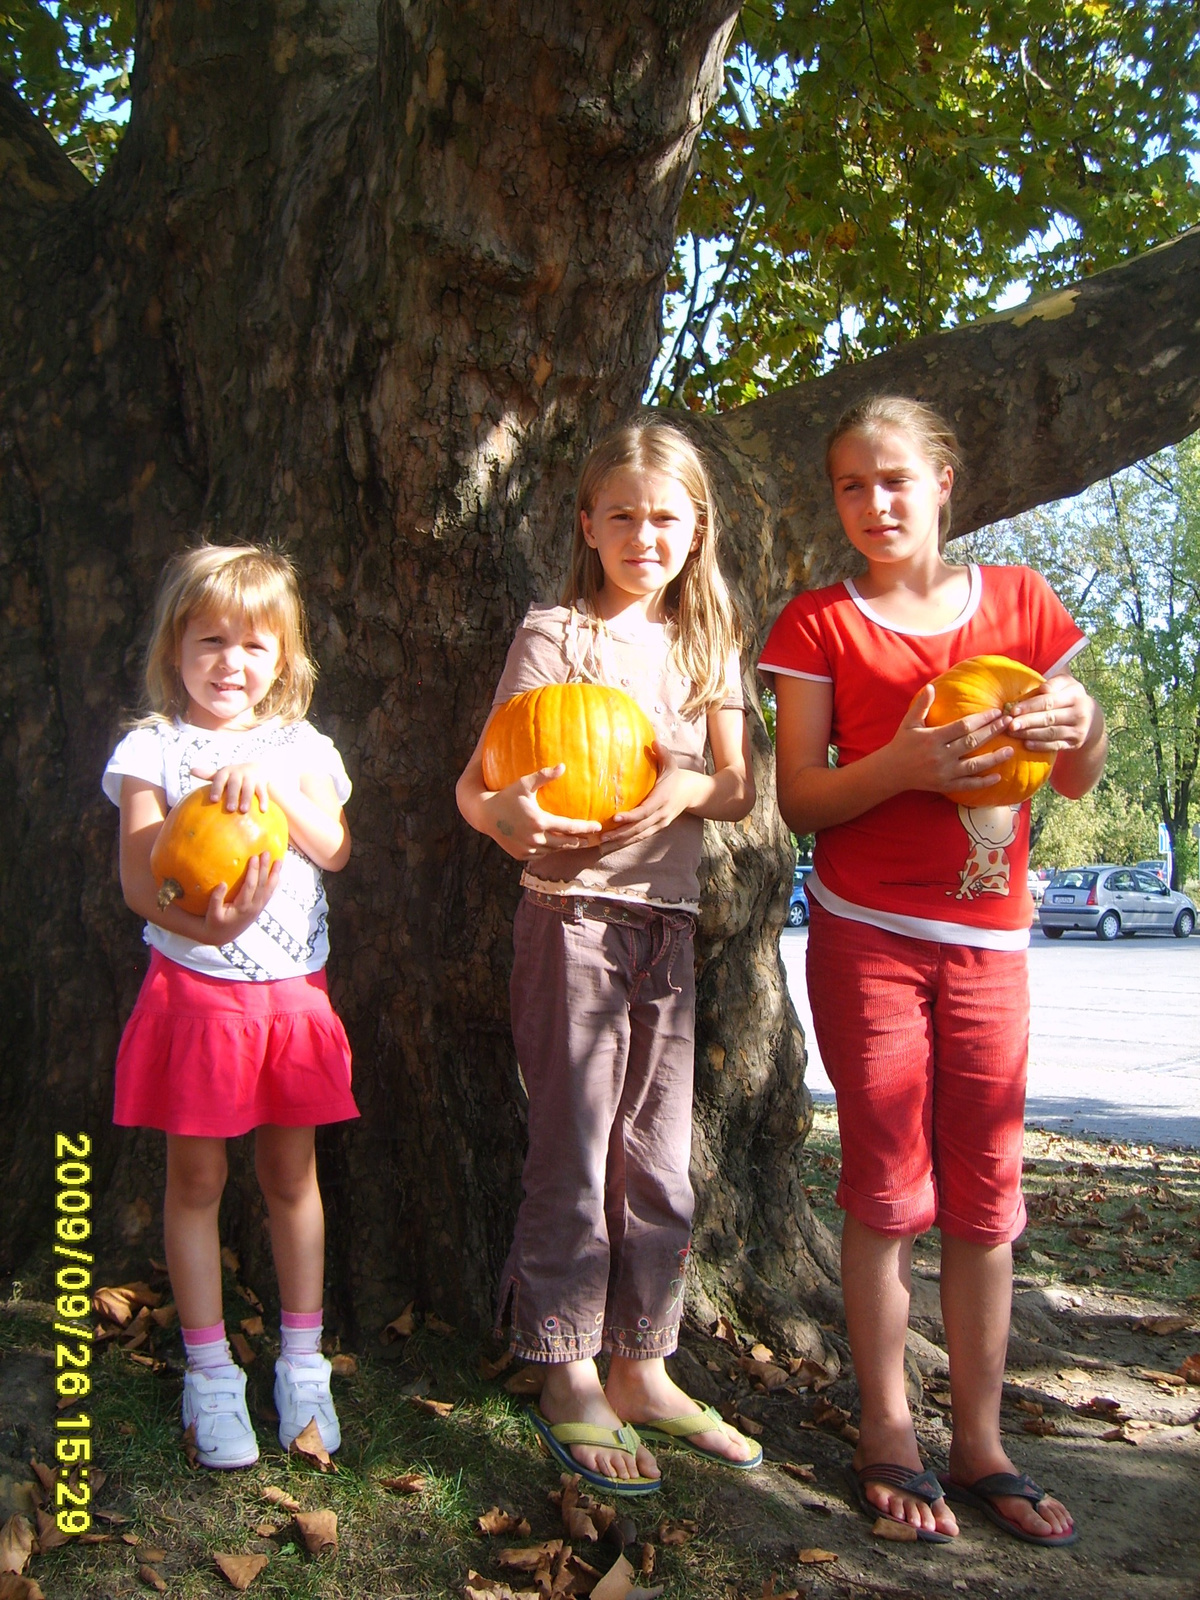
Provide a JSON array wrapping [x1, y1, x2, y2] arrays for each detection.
[[886, 685, 1013, 796], [199, 850, 282, 942], [1004, 674, 1097, 752], [599, 744, 698, 853], [485, 766, 603, 861], [191, 763, 270, 814]]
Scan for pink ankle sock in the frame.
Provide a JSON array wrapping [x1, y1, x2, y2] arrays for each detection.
[[280, 1309, 323, 1359], [182, 1320, 234, 1373]]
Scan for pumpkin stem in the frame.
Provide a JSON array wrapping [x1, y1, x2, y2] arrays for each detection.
[[156, 879, 183, 910]]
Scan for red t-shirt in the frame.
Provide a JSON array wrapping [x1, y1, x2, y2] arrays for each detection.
[[759, 564, 1086, 948]]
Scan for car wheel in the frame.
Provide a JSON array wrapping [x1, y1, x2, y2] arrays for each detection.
[[1096, 910, 1120, 941], [1042, 927, 1064, 939], [786, 902, 804, 927], [1174, 908, 1195, 939]]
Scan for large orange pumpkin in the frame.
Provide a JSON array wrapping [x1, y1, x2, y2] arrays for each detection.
[[481, 683, 658, 824], [921, 654, 1055, 807], [150, 787, 289, 913]]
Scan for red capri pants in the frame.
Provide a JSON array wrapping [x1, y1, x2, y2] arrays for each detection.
[[805, 900, 1028, 1245]]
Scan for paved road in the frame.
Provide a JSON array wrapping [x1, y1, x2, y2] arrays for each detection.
[[780, 924, 1200, 1148]]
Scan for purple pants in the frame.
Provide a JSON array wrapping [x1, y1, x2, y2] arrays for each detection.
[[498, 891, 697, 1363]]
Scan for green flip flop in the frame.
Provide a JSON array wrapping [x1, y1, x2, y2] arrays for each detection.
[[527, 1407, 661, 1496], [636, 1402, 764, 1470]]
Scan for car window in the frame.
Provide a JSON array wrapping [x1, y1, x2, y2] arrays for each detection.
[[1135, 872, 1168, 894], [1052, 870, 1096, 889], [1106, 871, 1135, 891]]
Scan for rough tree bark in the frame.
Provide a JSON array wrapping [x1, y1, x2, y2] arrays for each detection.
[[2, 2, 1198, 1356]]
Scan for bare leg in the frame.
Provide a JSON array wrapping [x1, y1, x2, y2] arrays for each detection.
[[843, 1214, 958, 1537], [604, 1353, 757, 1462], [538, 1358, 659, 1482], [163, 1136, 228, 1329], [255, 1126, 324, 1313], [941, 1234, 1073, 1538]]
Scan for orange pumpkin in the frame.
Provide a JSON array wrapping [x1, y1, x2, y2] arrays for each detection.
[[921, 654, 1055, 807], [481, 683, 658, 824], [150, 787, 289, 913]]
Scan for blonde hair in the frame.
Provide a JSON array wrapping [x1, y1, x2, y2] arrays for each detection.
[[562, 420, 743, 715], [825, 395, 963, 547], [138, 543, 316, 725]]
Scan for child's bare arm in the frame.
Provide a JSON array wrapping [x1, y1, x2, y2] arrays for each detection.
[[774, 676, 1013, 836], [119, 777, 281, 945], [597, 704, 754, 854], [455, 711, 602, 860]]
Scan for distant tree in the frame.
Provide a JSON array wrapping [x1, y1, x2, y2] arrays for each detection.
[[964, 435, 1200, 887]]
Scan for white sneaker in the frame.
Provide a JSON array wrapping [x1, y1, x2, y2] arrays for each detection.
[[274, 1354, 341, 1453], [181, 1366, 259, 1469]]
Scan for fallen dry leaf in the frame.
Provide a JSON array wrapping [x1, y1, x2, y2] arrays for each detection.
[[761, 1580, 800, 1600], [220, 1247, 240, 1273], [655, 1518, 696, 1547], [121, 1531, 141, 1545], [293, 1509, 337, 1556], [289, 1418, 337, 1472], [1075, 1396, 1124, 1418], [712, 1315, 739, 1347], [748, 1342, 775, 1363], [733, 1412, 765, 1436], [1015, 1399, 1043, 1417], [92, 1509, 130, 1525], [1135, 1367, 1186, 1387], [1177, 1353, 1200, 1384], [236, 1283, 263, 1311], [381, 1303, 417, 1342], [1023, 1418, 1058, 1436], [779, 1462, 816, 1483], [1135, 1315, 1192, 1336], [426, 1314, 456, 1337], [590, 1553, 634, 1600], [140, 1548, 167, 1563], [639, 1543, 655, 1579], [0, 1578, 46, 1600], [872, 1516, 918, 1543], [797, 1547, 838, 1564], [214, 1552, 269, 1591], [408, 1395, 454, 1418], [92, 1282, 161, 1327], [33, 1510, 66, 1553], [739, 1356, 790, 1390], [27, 1463, 54, 1496], [239, 1315, 263, 1337], [252, 1522, 280, 1538], [479, 1350, 514, 1380], [498, 1540, 563, 1571], [461, 1573, 530, 1600], [788, 1356, 832, 1390], [503, 1365, 546, 1397], [478, 1508, 532, 1538], [330, 1353, 357, 1378], [138, 1564, 167, 1592], [380, 1474, 428, 1495], [230, 1333, 256, 1367], [0, 1517, 30, 1578], [260, 1487, 301, 1513], [1102, 1419, 1156, 1445]]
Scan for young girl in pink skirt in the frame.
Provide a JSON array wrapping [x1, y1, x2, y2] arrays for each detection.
[[104, 544, 357, 1469]]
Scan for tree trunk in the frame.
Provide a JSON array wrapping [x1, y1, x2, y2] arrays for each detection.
[[2, 4, 1199, 1355]]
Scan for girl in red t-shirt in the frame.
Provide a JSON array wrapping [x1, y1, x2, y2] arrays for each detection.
[[764, 397, 1107, 1548]]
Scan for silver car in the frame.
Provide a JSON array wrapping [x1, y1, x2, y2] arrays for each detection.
[[1038, 865, 1196, 941]]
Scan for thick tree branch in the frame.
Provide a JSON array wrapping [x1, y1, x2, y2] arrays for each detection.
[[700, 226, 1200, 626], [0, 78, 89, 265]]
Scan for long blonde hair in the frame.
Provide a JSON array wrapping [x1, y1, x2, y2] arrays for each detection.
[[562, 420, 743, 715], [138, 543, 316, 725], [825, 395, 963, 548]]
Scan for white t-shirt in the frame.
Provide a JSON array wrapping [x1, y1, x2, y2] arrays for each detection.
[[103, 718, 352, 982]]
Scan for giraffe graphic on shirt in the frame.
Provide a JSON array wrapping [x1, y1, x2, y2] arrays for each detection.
[[952, 803, 1021, 900]]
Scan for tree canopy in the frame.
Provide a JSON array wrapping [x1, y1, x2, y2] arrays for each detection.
[[1, 1, 132, 176], [654, 0, 1200, 406]]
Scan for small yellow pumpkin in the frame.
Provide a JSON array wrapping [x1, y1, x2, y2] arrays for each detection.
[[150, 787, 289, 914], [481, 683, 658, 825], [921, 654, 1055, 807]]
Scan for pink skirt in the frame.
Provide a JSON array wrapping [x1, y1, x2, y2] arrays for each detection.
[[114, 950, 359, 1137]]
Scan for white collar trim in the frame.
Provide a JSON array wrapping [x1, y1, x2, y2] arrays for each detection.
[[844, 563, 982, 637]]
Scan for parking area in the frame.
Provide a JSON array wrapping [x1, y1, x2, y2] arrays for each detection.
[[780, 923, 1200, 1147]]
